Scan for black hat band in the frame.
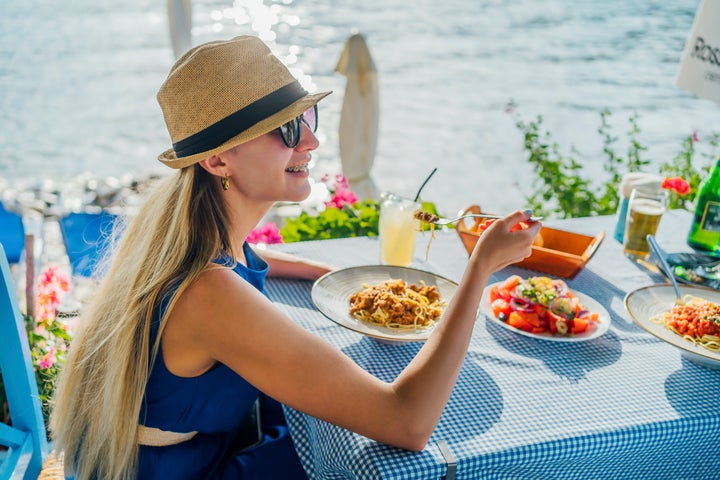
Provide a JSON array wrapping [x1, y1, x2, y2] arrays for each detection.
[[173, 81, 308, 158]]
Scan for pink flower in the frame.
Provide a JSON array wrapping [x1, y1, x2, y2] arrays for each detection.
[[38, 347, 57, 369], [35, 303, 57, 325], [247, 222, 284, 244], [325, 189, 358, 209], [35, 265, 71, 320], [333, 174, 350, 191], [37, 266, 71, 293], [662, 176, 691, 196], [692, 131, 699, 142]]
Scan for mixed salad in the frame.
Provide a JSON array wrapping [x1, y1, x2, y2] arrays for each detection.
[[488, 275, 600, 336]]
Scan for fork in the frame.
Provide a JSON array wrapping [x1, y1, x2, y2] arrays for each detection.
[[421, 212, 543, 226]]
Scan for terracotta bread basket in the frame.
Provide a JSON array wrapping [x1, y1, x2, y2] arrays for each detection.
[[455, 205, 605, 279]]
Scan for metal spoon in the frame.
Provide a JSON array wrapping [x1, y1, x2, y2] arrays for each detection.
[[647, 234, 683, 305]]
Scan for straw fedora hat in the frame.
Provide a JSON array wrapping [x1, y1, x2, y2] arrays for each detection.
[[157, 36, 331, 169]]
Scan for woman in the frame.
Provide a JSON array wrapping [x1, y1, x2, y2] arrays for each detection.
[[50, 36, 541, 480]]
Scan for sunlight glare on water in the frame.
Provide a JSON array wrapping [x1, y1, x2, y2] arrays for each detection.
[[0, 0, 718, 216]]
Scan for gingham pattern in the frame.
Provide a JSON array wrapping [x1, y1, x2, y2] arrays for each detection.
[[266, 211, 720, 479]]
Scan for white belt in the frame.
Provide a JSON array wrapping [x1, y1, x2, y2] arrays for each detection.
[[137, 425, 198, 447]]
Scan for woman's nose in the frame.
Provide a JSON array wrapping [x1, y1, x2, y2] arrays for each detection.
[[297, 122, 319, 150]]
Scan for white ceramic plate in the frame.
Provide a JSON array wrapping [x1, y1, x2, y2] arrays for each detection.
[[624, 284, 720, 370], [311, 265, 458, 342], [479, 281, 611, 342]]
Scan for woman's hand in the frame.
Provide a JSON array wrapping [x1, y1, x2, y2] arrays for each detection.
[[470, 210, 542, 273]]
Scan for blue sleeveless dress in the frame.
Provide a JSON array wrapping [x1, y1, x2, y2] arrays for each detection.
[[137, 243, 307, 479]]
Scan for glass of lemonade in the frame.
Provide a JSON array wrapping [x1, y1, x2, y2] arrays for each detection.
[[623, 186, 668, 260], [379, 192, 420, 266]]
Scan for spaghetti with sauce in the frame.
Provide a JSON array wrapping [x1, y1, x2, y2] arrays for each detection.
[[651, 295, 720, 352], [348, 279, 445, 330]]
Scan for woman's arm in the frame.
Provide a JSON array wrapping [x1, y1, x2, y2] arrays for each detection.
[[255, 247, 334, 280], [163, 211, 540, 451]]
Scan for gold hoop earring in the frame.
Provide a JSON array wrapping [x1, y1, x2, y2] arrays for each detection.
[[221, 174, 230, 191]]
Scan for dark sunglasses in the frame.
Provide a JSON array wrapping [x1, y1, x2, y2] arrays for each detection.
[[277, 105, 318, 148]]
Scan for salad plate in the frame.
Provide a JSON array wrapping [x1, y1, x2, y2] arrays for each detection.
[[479, 280, 611, 342]]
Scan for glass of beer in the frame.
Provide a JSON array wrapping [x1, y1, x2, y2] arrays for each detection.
[[623, 187, 668, 260], [379, 192, 420, 266]]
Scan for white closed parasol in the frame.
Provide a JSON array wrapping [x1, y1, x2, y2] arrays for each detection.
[[335, 32, 379, 200], [676, 0, 720, 105], [167, 0, 192, 60]]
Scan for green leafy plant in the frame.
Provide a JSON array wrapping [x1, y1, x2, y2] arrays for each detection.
[[510, 103, 720, 218], [514, 114, 602, 219], [281, 199, 381, 242]]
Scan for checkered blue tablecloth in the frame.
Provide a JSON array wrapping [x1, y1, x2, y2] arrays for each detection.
[[266, 211, 720, 480]]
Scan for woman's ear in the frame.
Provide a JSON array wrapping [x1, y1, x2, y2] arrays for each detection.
[[198, 155, 227, 176]]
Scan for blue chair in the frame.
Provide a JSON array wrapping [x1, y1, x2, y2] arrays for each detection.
[[0, 243, 50, 479], [0, 202, 25, 265], [59, 212, 119, 278]]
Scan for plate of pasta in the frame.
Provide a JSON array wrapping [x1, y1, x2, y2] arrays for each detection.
[[311, 265, 458, 342], [624, 284, 720, 370]]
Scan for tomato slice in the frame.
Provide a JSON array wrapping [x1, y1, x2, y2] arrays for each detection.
[[491, 298, 511, 321], [507, 311, 540, 332], [499, 275, 521, 293], [571, 317, 589, 334], [507, 312, 529, 331]]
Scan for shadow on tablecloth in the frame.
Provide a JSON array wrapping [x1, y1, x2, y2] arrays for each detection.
[[664, 356, 720, 417], [342, 337, 503, 442], [481, 318, 623, 383]]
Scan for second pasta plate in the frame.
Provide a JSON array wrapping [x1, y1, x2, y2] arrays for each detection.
[[311, 265, 459, 342], [625, 284, 720, 370]]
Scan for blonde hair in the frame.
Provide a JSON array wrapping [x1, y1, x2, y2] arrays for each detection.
[[50, 165, 235, 480]]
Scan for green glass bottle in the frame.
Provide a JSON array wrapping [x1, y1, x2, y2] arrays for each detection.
[[688, 158, 720, 254]]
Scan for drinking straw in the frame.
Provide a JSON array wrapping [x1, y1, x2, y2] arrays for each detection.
[[413, 168, 438, 202]]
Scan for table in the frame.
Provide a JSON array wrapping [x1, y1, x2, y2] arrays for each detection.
[[265, 210, 720, 480]]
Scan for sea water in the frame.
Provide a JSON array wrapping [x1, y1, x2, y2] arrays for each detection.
[[1, 0, 718, 215]]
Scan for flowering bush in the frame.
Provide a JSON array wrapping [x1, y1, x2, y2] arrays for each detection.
[[659, 131, 718, 210], [279, 174, 379, 243], [246, 174, 441, 244], [321, 174, 358, 209], [0, 266, 72, 426], [247, 221, 284, 245], [661, 176, 691, 196]]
